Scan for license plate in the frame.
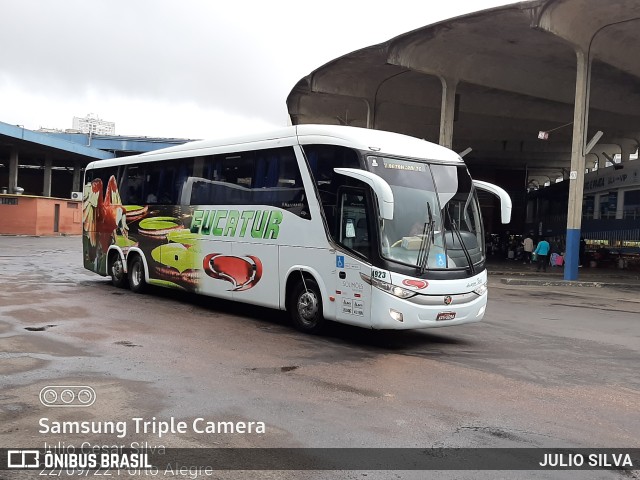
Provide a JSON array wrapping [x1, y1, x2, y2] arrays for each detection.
[[436, 312, 456, 321]]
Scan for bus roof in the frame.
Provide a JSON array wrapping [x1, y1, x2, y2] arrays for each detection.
[[86, 125, 463, 170]]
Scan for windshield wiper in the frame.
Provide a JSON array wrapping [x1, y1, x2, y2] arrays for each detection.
[[447, 211, 475, 275], [416, 203, 435, 275]]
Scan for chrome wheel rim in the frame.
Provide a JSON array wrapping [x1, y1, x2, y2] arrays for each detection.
[[132, 262, 142, 286], [297, 291, 319, 326], [112, 258, 123, 280]]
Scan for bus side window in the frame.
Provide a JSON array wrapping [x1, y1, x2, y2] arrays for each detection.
[[121, 166, 145, 205], [337, 188, 371, 259], [302, 145, 361, 240], [182, 148, 309, 218], [84, 167, 118, 196], [174, 158, 195, 205], [272, 148, 309, 219], [145, 165, 163, 204], [159, 161, 177, 204]]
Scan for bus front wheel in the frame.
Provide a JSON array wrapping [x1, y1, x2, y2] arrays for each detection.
[[289, 277, 325, 334], [110, 253, 128, 289], [128, 256, 147, 294]]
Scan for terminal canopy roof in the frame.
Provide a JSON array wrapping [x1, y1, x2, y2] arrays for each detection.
[[286, 0, 640, 184]]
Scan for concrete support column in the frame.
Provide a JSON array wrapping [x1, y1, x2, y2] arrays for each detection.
[[72, 164, 82, 194], [43, 156, 53, 197], [438, 76, 458, 149], [8, 149, 19, 193], [564, 49, 591, 281], [362, 98, 372, 129], [616, 191, 625, 220], [619, 142, 635, 163]]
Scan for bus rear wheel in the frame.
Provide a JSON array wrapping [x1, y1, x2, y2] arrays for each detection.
[[289, 277, 325, 334], [110, 253, 128, 288], [128, 256, 147, 294]]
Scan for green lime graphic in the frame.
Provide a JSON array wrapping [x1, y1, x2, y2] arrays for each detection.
[[139, 217, 180, 230], [151, 244, 198, 273], [148, 279, 184, 289], [114, 235, 136, 248], [124, 205, 144, 212], [166, 230, 200, 247]]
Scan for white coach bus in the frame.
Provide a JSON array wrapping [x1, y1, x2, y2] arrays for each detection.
[[82, 125, 511, 333]]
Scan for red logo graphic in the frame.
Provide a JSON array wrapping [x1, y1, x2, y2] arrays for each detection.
[[402, 279, 428, 290], [203, 254, 262, 291]]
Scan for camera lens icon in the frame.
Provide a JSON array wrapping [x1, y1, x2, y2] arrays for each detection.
[[39, 386, 96, 407]]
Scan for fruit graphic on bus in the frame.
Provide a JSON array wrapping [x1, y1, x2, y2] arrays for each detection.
[[123, 204, 148, 223], [203, 254, 262, 291], [138, 217, 185, 238], [151, 243, 200, 289]]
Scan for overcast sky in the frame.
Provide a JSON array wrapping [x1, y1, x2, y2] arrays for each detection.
[[0, 0, 514, 140]]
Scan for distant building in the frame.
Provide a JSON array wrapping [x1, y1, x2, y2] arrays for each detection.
[[37, 127, 65, 133], [72, 113, 115, 135]]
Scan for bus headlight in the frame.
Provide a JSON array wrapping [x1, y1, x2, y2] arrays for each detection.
[[473, 282, 488, 296], [360, 273, 417, 299]]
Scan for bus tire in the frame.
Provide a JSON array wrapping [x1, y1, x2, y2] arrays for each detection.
[[109, 252, 128, 289], [289, 277, 325, 334], [128, 255, 147, 294]]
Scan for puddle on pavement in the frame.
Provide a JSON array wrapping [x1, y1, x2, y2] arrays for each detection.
[[249, 366, 299, 374], [114, 340, 141, 347], [24, 324, 57, 332]]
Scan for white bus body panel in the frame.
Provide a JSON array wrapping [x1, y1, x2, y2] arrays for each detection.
[[333, 253, 373, 328], [372, 270, 488, 329]]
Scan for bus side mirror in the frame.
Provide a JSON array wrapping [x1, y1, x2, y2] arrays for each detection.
[[472, 180, 512, 224], [334, 168, 394, 220]]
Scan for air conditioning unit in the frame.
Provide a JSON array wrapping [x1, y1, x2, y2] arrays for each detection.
[[70, 191, 83, 201]]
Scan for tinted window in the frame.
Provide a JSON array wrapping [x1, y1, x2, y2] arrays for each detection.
[[302, 145, 361, 240], [84, 166, 120, 199], [149, 158, 194, 205], [120, 165, 145, 205], [187, 147, 309, 219], [337, 188, 372, 259]]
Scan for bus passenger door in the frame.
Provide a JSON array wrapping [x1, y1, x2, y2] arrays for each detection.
[[334, 188, 373, 327]]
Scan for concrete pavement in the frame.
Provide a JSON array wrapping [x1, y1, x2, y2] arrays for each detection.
[[487, 257, 640, 288]]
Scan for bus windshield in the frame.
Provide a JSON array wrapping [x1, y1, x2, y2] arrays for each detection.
[[366, 156, 485, 271]]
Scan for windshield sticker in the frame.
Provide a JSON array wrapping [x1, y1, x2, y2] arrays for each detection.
[[383, 160, 425, 172], [336, 255, 345, 268], [435, 253, 447, 268]]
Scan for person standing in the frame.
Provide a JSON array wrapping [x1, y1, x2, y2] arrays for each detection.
[[579, 237, 587, 267], [523, 234, 534, 264], [534, 237, 551, 272]]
